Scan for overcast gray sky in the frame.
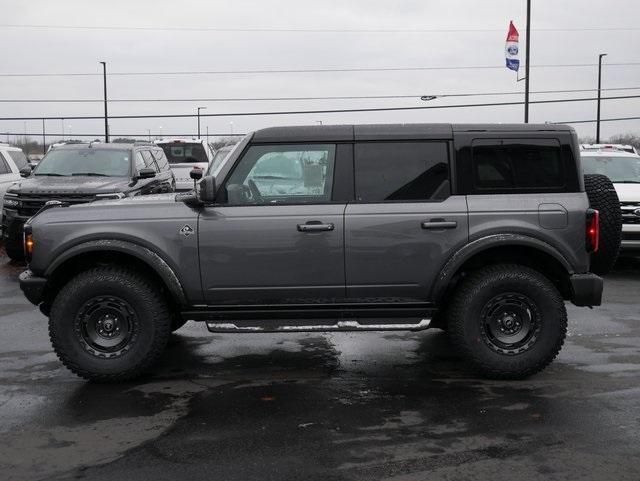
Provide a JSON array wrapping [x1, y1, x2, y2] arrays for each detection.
[[1, 0, 639, 142]]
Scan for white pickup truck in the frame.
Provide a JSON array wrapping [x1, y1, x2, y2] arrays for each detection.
[[581, 145, 640, 250]]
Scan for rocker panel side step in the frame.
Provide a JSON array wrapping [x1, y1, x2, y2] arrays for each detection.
[[205, 318, 431, 333]]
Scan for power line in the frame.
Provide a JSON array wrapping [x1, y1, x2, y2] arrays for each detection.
[[4, 116, 640, 139], [1, 86, 640, 103], [0, 95, 638, 122], [554, 116, 640, 124], [0, 132, 245, 138], [1, 63, 640, 78], [1, 23, 639, 33]]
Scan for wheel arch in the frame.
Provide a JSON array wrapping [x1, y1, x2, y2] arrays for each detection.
[[432, 234, 574, 304], [41, 239, 188, 313]]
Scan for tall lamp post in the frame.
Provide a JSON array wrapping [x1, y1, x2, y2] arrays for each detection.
[[99, 61, 109, 143], [596, 53, 607, 143], [197, 107, 207, 138], [524, 0, 531, 123]]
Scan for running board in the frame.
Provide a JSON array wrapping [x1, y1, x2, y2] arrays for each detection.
[[205, 318, 431, 333]]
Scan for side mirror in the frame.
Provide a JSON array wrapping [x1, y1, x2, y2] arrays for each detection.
[[20, 167, 32, 177], [199, 176, 217, 203], [137, 167, 156, 179]]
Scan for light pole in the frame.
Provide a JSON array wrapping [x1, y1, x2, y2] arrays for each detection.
[[229, 121, 234, 134], [596, 53, 607, 143], [159, 126, 163, 139], [197, 107, 206, 138], [524, 0, 531, 123], [99, 61, 109, 142], [147, 129, 151, 142]]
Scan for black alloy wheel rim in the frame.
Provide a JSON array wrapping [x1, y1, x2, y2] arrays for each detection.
[[74, 296, 138, 358], [479, 292, 541, 355]]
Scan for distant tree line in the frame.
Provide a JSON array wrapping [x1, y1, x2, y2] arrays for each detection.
[[7, 136, 241, 155]]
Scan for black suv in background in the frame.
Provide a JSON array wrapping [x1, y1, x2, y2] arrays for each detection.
[[2, 142, 175, 260]]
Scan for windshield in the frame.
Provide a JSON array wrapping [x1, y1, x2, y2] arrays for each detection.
[[581, 155, 640, 183], [34, 148, 131, 177], [206, 147, 232, 175], [158, 142, 208, 164]]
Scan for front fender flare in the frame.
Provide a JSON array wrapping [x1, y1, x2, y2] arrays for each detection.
[[431, 233, 574, 302], [44, 239, 188, 306]]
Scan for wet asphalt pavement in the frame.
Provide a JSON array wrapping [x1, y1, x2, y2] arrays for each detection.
[[1, 254, 640, 481]]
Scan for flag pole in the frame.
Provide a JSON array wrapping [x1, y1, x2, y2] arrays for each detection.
[[524, 0, 531, 123]]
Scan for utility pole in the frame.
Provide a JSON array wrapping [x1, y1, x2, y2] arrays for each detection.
[[524, 0, 531, 123], [596, 53, 607, 143], [197, 107, 206, 138], [99, 61, 109, 142], [42, 119, 46, 154]]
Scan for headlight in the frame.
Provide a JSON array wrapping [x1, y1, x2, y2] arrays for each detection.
[[23, 224, 34, 262], [95, 192, 126, 200]]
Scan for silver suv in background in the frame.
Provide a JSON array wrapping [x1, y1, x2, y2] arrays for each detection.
[[581, 145, 640, 250], [0, 144, 29, 214], [154, 138, 215, 191]]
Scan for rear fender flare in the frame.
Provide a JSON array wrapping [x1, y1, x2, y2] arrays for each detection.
[[431, 233, 573, 301]]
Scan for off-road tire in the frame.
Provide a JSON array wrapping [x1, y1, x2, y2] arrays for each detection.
[[49, 267, 172, 382], [447, 264, 567, 379], [584, 173, 622, 275]]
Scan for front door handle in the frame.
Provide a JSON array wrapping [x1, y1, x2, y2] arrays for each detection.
[[421, 220, 458, 230], [297, 221, 335, 232]]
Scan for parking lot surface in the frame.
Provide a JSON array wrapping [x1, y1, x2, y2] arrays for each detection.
[[1, 252, 640, 481]]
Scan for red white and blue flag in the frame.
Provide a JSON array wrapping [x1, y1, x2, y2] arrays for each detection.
[[505, 21, 520, 72]]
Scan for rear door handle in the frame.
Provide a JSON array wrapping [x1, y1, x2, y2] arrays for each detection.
[[297, 222, 335, 232], [421, 220, 458, 230]]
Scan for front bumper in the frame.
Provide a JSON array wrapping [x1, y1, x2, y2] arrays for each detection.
[[1, 209, 29, 249], [19, 269, 47, 306], [570, 273, 603, 307], [621, 224, 640, 250]]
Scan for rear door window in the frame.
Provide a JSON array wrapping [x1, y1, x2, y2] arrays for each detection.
[[151, 149, 169, 170], [142, 150, 160, 172], [354, 141, 450, 202], [472, 139, 565, 192]]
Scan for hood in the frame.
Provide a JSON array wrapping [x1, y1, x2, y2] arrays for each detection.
[[91, 192, 178, 206], [613, 183, 640, 203], [7, 175, 132, 195]]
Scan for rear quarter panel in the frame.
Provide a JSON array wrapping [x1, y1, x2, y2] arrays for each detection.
[[467, 192, 591, 273]]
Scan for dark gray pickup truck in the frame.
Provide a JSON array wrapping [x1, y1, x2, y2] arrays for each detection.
[[18, 124, 617, 382]]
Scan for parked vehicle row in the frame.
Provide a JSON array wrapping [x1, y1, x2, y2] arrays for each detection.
[[2, 142, 175, 260], [1, 138, 238, 260], [17, 123, 621, 383]]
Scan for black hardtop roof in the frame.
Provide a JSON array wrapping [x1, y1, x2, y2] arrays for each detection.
[[252, 123, 573, 143]]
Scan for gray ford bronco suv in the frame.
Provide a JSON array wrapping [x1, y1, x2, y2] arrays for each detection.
[[18, 124, 616, 382]]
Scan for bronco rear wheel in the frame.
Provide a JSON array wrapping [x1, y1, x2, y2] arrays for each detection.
[[49, 267, 172, 382], [447, 264, 567, 379]]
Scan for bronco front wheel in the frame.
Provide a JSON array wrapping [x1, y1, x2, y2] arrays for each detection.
[[49, 267, 172, 382]]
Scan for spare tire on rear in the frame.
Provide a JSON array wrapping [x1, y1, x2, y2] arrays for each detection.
[[583, 174, 622, 275]]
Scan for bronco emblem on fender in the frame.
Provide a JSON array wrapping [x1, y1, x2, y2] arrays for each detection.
[[179, 224, 194, 237]]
